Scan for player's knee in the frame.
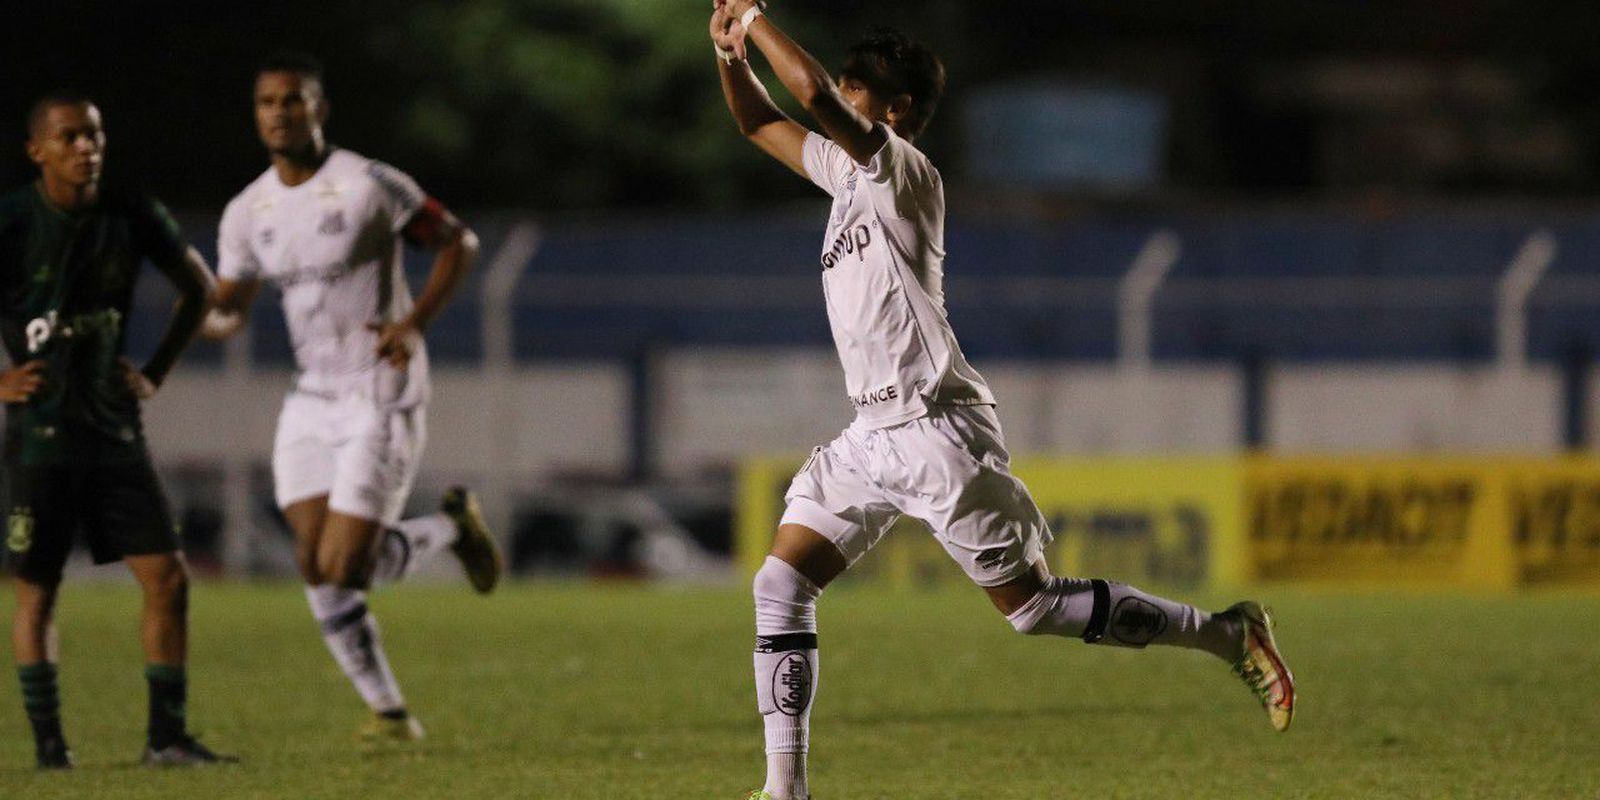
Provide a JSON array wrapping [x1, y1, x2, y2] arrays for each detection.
[[1004, 578, 1059, 635], [142, 561, 190, 614], [753, 556, 822, 632]]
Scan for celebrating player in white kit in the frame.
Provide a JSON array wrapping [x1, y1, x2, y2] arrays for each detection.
[[204, 52, 503, 742], [711, 6, 1296, 798]]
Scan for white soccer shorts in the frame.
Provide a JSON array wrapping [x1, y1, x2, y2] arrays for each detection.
[[272, 391, 427, 526], [781, 403, 1052, 587]]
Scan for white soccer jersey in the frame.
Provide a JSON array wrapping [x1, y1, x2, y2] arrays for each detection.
[[218, 148, 429, 408], [802, 125, 994, 429]]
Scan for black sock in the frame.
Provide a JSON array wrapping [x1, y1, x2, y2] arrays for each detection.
[[17, 662, 65, 747], [145, 664, 187, 749]]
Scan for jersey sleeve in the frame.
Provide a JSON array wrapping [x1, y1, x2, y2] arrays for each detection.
[[134, 195, 188, 268], [366, 159, 428, 234], [802, 131, 855, 196], [216, 195, 261, 281]]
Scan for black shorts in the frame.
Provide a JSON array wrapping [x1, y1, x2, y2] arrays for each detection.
[[3, 457, 179, 583]]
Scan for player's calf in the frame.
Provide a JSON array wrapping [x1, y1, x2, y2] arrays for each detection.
[[752, 555, 822, 800], [1004, 576, 1241, 660]]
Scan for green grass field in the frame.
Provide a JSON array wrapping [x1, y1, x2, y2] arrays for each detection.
[[0, 580, 1595, 798]]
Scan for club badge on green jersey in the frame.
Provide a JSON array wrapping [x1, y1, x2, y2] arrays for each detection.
[[7, 508, 34, 554]]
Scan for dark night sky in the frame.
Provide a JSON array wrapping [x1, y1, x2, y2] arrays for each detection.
[[9, 0, 1600, 211], [0, 2, 414, 209]]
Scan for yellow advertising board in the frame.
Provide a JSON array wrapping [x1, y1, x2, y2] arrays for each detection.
[[1241, 457, 1514, 589], [1012, 458, 1242, 589], [734, 453, 1600, 591], [1502, 458, 1600, 586]]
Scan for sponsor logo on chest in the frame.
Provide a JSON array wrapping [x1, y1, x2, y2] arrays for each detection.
[[822, 223, 873, 270]]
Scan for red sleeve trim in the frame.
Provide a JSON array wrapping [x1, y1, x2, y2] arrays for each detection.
[[400, 197, 459, 249]]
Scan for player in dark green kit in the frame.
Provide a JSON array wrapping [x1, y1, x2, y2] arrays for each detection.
[[0, 94, 231, 768]]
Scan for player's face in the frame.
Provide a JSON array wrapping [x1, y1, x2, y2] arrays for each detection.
[[254, 70, 325, 156], [27, 103, 105, 188], [838, 77, 890, 124]]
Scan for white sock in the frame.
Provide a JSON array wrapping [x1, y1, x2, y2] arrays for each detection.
[[305, 585, 406, 713], [754, 556, 821, 800], [371, 513, 456, 582], [1006, 577, 1241, 661], [766, 752, 807, 800]]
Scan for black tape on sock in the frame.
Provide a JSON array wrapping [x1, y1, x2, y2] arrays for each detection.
[[319, 603, 370, 635], [755, 633, 818, 653], [1081, 579, 1112, 644]]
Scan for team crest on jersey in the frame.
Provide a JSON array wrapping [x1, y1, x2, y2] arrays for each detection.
[[318, 209, 347, 236], [7, 508, 34, 554], [259, 227, 276, 247]]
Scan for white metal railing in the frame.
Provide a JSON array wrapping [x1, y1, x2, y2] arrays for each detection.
[[1117, 229, 1182, 369], [1496, 229, 1558, 370], [478, 221, 543, 545]]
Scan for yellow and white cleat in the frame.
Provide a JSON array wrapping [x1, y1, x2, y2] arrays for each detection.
[[1226, 600, 1296, 732], [358, 712, 425, 743], [443, 486, 504, 594]]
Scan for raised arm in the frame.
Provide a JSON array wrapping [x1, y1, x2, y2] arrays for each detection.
[[725, 0, 887, 166], [713, 1, 809, 177]]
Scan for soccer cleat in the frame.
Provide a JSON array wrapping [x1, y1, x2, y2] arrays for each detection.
[[35, 737, 74, 770], [443, 486, 503, 594], [1226, 600, 1295, 732], [359, 712, 425, 743], [743, 793, 809, 800], [141, 735, 237, 766]]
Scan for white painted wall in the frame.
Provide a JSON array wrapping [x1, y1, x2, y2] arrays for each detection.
[[140, 356, 1575, 479], [1269, 365, 1562, 453], [145, 364, 633, 477]]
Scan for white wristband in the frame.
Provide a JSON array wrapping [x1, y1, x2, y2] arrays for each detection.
[[715, 44, 737, 65], [740, 5, 763, 30]]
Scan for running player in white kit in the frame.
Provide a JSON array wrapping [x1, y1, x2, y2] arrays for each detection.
[[711, 6, 1296, 798], [204, 52, 503, 742]]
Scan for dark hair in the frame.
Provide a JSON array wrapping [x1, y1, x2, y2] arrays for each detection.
[[27, 91, 94, 138], [258, 50, 325, 89], [840, 28, 946, 139]]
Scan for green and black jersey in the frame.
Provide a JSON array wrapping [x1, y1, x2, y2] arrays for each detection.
[[0, 183, 187, 465]]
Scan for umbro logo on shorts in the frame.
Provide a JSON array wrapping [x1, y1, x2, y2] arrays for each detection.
[[976, 547, 1007, 571]]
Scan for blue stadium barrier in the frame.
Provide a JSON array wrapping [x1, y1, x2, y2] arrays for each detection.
[[124, 211, 1600, 367]]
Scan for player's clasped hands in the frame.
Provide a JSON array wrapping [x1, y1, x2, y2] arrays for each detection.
[[0, 359, 46, 402], [710, 0, 764, 60]]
